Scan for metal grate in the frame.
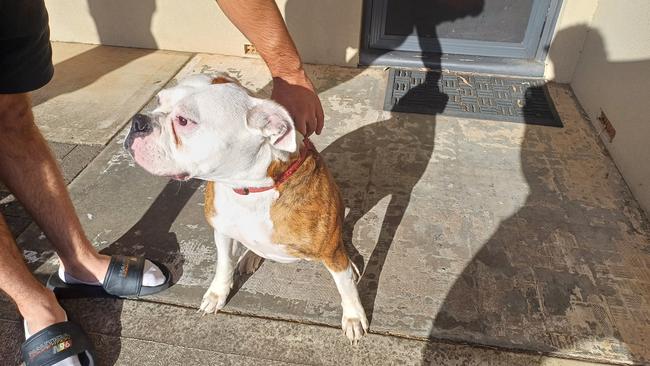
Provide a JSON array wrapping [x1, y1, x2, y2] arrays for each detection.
[[385, 68, 562, 127]]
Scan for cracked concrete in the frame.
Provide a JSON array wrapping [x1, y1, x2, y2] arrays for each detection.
[[1, 50, 649, 365]]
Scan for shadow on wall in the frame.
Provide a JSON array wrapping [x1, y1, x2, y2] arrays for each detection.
[[554, 22, 650, 217], [548, 22, 650, 89], [422, 24, 650, 364], [32, 0, 157, 106]]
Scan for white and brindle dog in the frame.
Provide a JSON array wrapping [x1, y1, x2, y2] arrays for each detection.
[[124, 74, 368, 343]]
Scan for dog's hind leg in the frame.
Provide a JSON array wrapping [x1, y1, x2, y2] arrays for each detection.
[[236, 248, 265, 275], [199, 231, 238, 314]]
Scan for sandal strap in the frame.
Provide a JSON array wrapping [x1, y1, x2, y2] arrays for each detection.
[[102, 255, 144, 297], [21, 321, 94, 366]]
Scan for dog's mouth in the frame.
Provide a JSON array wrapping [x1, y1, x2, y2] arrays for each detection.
[[168, 173, 191, 181]]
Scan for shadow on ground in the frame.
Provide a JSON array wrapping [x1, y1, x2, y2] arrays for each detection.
[[422, 25, 650, 364], [291, 3, 649, 363], [323, 0, 484, 328]]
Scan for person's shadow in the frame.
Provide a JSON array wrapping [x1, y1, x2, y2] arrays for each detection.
[[285, 3, 648, 363], [423, 25, 650, 364], [99, 179, 194, 289], [318, 0, 484, 323], [32, 0, 157, 106]]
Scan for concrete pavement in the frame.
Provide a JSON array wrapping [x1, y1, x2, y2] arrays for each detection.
[[0, 298, 610, 365], [32, 42, 190, 145], [1, 44, 649, 365]]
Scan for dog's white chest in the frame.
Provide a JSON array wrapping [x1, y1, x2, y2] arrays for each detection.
[[208, 184, 299, 263]]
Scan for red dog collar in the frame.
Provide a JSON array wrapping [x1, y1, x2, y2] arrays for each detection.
[[233, 138, 315, 195]]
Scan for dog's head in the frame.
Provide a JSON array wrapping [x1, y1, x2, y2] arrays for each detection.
[[124, 74, 297, 181]]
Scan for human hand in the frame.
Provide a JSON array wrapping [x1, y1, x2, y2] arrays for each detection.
[[271, 70, 324, 137]]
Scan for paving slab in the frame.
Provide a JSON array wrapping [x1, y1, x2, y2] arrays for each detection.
[[0, 298, 611, 366], [31, 42, 191, 145], [10, 55, 650, 365]]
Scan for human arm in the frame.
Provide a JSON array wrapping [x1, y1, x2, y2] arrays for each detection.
[[215, 0, 324, 136]]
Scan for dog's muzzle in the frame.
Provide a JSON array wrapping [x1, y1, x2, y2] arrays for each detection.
[[124, 113, 153, 151], [131, 113, 152, 134]]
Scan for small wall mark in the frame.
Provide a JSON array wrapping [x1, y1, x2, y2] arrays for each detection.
[[598, 110, 616, 142], [244, 44, 258, 55]]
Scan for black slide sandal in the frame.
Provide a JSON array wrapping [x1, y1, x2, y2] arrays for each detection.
[[47, 255, 172, 298], [21, 321, 95, 366]]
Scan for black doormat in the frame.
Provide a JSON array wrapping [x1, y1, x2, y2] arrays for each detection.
[[384, 68, 562, 127]]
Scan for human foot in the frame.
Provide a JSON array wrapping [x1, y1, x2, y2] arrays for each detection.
[[50, 255, 170, 298], [59, 254, 166, 287], [21, 289, 67, 335], [21, 290, 82, 366]]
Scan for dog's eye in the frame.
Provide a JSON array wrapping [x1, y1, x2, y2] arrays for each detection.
[[177, 116, 188, 126]]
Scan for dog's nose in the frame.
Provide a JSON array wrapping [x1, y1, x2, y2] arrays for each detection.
[[131, 114, 151, 133]]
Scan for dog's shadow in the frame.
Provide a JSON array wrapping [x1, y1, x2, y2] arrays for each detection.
[[320, 114, 436, 322], [100, 179, 197, 283]]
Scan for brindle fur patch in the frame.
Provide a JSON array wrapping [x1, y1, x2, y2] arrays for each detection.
[[269, 148, 350, 272], [204, 181, 216, 224], [211, 76, 232, 85]]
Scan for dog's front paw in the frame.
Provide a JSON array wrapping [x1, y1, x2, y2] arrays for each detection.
[[342, 314, 368, 345], [199, 290, 228, 314]]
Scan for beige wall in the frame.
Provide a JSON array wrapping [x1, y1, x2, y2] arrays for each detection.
[[544, 0, 598, 82], [43, 0, 602, 78], [44, 0, 363, 67], [569, 0, 650, 214]]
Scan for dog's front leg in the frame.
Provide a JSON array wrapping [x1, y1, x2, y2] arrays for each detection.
[[325, 257, 369, 344], [199, 231, 237, 314]]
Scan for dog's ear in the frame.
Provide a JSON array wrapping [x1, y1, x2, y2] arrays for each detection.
[[246, 100, 297, 153], [178, 74, 213, 87], [210, 73, 239, 85], [178, 73, 238, 87]]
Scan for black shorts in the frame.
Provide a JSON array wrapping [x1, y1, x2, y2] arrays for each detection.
[[0, 0, 53, 94]]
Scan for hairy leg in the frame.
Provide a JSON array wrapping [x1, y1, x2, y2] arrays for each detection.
[[0, 93, 109, 282], [0, 213, 65, 334]]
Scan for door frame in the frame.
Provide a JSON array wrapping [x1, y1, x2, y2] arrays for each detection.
[[360, 0, 564, 77]]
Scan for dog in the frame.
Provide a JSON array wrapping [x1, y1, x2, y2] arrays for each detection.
[[124, 73, 368, 343]]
